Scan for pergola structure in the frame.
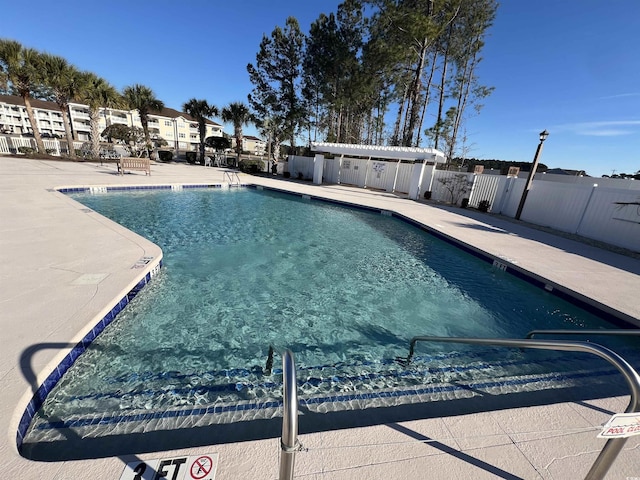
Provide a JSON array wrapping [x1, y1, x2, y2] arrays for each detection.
[[309, 142, 446, 199], [310, 142, 446, 163]]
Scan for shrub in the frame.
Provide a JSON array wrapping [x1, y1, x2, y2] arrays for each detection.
[[185, 151, 197, 164], [18, 146, 36, 154], [478, 200, 491, 212], [45, 148, 56, 155], [239, 158, 263, 174], [158, 150, 173, 162], [283, 171, 291, 178]]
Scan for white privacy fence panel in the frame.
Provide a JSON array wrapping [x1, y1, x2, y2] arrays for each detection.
[[519, 182, 594, 233], [429, 171, 474, 204], [366, 160, 397, 190], [494, 178, 526, 217], [575, 188, 640, 252], [287, 155, 315, 180], [339, 157, 367, 186], [323, 157, 339, 183], [394, 163, 414, 193]]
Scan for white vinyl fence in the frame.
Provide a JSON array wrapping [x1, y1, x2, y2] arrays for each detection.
[[0, 137, 85, 156], [295, 153, 639, 253]]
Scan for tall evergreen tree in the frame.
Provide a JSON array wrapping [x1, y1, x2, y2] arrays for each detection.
[[247, 16, 305, 150]]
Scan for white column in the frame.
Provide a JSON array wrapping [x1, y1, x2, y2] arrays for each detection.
[[313, 154, 325, 185], [408, 161, 427, 200]]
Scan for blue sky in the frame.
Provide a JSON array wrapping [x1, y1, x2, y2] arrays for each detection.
[[3, 0, 639, 177]]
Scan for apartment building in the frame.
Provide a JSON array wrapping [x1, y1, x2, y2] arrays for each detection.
[[0, 95, 224, 151], [231, 135, 266, 156]]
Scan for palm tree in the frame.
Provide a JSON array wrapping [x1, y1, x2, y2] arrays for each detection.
[[122, 84, 164, 158], [0, 39, 46, 153], [182, 98, 218, 164], [75, 72, 122, 159], [222, 102, 253, 167], [40, 54, 82, 158]]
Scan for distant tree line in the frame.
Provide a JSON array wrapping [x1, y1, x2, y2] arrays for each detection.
[[247, 0, 498, 161], [448, 157, 549, 174]]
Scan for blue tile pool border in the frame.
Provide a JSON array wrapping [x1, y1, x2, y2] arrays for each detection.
[[17, 182, 637, 451]]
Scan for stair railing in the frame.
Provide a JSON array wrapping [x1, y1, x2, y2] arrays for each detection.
[[398, 335, 640, 480]]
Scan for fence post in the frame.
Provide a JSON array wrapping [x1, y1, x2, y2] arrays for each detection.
[[575, 183, 598, 235]]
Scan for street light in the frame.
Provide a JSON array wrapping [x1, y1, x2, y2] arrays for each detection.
[[515, 130, 549, 220]]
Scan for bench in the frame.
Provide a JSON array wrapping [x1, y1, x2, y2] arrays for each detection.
[[118, 157, 151, 175]]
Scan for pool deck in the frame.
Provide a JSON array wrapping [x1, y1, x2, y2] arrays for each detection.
[[1, 157, 639, 479]]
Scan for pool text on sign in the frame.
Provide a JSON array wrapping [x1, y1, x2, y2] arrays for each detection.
[[598, 413, 640, 439], [120, 454, 218, 480]]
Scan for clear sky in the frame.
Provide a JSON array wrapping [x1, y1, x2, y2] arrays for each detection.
[[3, 0, 639, 177]]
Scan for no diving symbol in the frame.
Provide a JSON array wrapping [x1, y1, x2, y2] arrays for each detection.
[[190, 456, 213, 479]]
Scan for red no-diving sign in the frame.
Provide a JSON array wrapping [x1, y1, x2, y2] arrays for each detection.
[[190, 455, 214, 479]]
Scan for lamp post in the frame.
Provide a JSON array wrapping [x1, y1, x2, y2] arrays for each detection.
[[515, 129, 549, 220]]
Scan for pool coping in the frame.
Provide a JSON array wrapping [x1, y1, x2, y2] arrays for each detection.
[[3, 159, 639, 479], [15, 181, 639, 453]]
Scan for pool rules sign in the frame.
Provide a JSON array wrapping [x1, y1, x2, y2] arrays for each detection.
[[120, 453, 218, 480]]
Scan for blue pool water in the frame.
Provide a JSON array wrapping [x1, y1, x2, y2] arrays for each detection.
[[27, 187, 639, 438]]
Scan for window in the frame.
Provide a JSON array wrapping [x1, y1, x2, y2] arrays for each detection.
[[179, 133, 186, 139], [164, 120, 172, 126]]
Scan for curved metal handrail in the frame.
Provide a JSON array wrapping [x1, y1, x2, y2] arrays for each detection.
[[279, 350, 300, 480], [526, 328, 640, 339], [401, 336, 640, 480]]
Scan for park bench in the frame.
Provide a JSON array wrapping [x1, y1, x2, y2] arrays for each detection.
[[118, 157, 151, 175]]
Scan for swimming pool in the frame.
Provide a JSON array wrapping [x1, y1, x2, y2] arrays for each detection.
[[22, 186, 639, 448]]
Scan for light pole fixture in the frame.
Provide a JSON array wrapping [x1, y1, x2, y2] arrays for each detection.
[[515, 130, 549, 220]]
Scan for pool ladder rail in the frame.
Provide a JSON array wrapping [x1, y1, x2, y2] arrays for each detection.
[[277, 331, 640, 480], [223, 171, 241, 187], [396, 334, 640, 480]]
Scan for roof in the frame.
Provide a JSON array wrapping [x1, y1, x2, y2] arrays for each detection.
[[311, 142, 446, 162], [244, 135, 264, 141], [150, 106, 222, 127], [0, 94, 62, 112]]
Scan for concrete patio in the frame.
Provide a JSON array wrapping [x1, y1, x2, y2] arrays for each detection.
[[1, 157, 639, 479]]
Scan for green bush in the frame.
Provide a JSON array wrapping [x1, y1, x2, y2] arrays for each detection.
[[18, 146, 36, 154], [45, 148, 56, 155], [158, 150, 173, 162], [185, 151, 197, 164], [239, 158, 263, 174]]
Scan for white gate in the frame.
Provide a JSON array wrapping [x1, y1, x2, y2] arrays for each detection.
[[365, 160, 396, 190], [323, 158, 339, 183], [339, 157, 367, 186], [394, 163, 413, 194]]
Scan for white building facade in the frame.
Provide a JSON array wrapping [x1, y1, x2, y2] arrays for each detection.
[[0, 95, 223, 152]]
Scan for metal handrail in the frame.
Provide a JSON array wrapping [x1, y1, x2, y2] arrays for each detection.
[[223, 171, 241, 186], [400, 336, 640, 480], [279, 350, 300, 480], [526, 329, 640, 339]]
